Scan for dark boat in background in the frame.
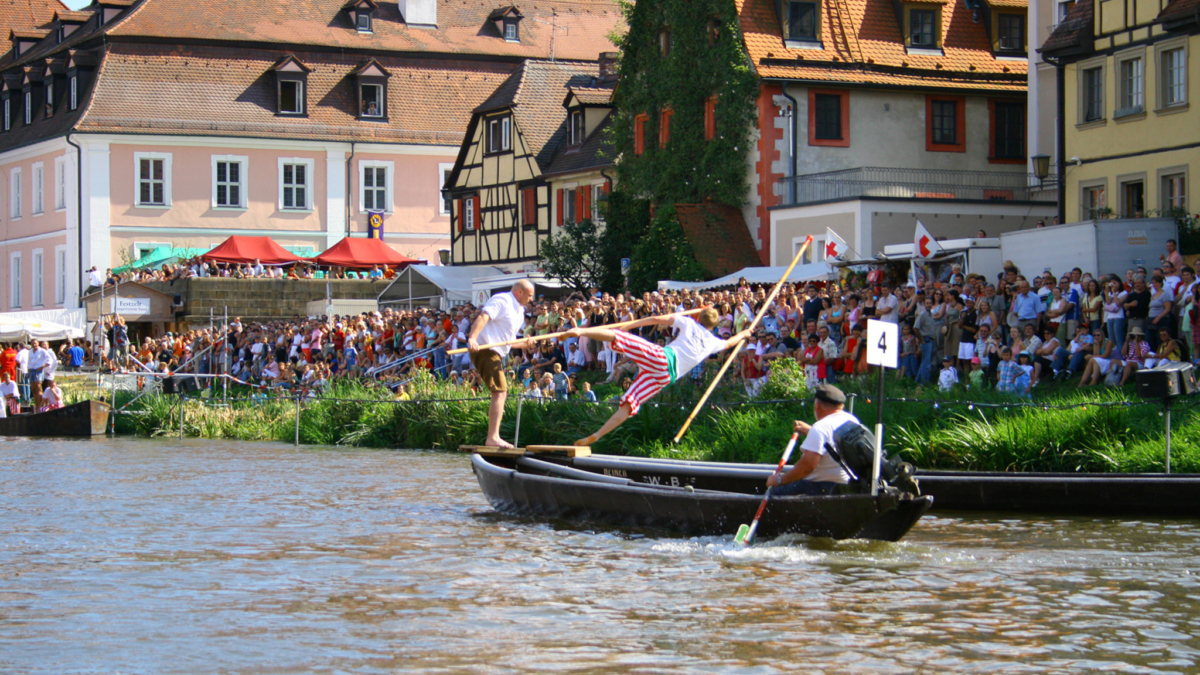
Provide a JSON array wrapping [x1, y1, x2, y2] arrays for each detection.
[[915, 470, 1200, 516], [0, 400, 110, 436], [471, 452, 933, 541]]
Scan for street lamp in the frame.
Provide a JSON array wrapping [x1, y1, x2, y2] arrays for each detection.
[[1031, 154, 1051, 185]]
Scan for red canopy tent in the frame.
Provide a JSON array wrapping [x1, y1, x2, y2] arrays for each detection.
[[201, 235, 306, 265], [313, 237, 423, 269]]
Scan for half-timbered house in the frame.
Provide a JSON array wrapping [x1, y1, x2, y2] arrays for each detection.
[[446, 58, 615, 269]]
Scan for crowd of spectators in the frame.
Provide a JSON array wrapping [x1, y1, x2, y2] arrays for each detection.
[[78, 237, 1197, 403], [85, 259, 398, 290]]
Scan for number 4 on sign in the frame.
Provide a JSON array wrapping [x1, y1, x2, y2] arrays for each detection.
[[866, 320, 898, 369]]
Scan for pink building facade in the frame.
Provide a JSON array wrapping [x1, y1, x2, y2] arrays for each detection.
[[0, 0, 621, 311]]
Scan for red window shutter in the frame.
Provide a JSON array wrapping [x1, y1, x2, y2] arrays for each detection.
[[603, 180, 611, 195], [556, 189, 564, 226], [659, 109, 673, 148], [523, 188, 536, 225], [456, 199, 463, 232], [580, 188, 591, 222], [634, 114, 646, 156], [473, 195, 481, 229], [704, 97, 716, 141]]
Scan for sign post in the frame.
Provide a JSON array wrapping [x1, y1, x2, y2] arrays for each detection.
[[865, 319, 898, 496]]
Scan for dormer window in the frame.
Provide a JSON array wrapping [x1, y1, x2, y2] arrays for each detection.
[[489, 7, 523, 42], [346, 0, 377, 33], [351, 59, 389, 120], [569, 109, 585, 146], [786, 1, 818, 42], [44, 80, 53, 117], [904, 5, 942, 51], [996, 13, 1025, 53], [486, 114, 511, 153], [3, 95, 10, 132], [69, 74, 77, 110], [271, 56, 310, 116], [24, 89, 31, 125]]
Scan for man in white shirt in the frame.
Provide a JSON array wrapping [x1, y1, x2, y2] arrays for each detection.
[[875, 284, 900, 324], [467, 280, 535, 448], [250, 258, 265, 278], [15, 343, 29, 399], [86, 266, 104, 290], [38, 341, 57, 381], [766, 384, 854, 495], [564, 308, 750, 446], [565, 342, 587, 374], [0, 370, 18, 417]]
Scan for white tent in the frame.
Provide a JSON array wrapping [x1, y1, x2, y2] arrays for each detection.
[[378, 265, 504, 308], [657, 263, 832, 291], [0, 314, 84, 341]]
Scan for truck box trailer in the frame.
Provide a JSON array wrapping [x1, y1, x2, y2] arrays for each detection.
[[999, 219, 1177, 279]]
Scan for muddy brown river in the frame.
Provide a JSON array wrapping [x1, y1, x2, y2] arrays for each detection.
[[0, 437, 1197, 673]]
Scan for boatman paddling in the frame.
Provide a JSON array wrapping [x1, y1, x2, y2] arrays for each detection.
[[764, 384, 853, 495], [467, 279, 536, 448], [563, 307, 751, 446]]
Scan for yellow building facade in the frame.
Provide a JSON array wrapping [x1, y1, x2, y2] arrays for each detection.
[[1043, 0, 1199, 222]]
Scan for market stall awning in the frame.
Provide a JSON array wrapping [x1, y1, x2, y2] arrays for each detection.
[[313, 237, 423, 269], [0, 314, 83, 341], [201, 236, 306, 265], [657, 263, 831, 291]]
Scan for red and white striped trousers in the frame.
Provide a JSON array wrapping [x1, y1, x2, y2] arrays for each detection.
[[613, 331, 670, 415]]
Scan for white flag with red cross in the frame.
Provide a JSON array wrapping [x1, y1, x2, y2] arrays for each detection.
[[914, 221, 942, 258], [824, 228, 852, 262]]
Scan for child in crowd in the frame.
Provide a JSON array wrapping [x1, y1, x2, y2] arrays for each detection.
[[938, 355, 958, 391], [580, 381, 597, 402], [968, 357, 984, 389]]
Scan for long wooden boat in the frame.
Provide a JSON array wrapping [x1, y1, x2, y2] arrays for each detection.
[[0, 400, 110, 436], [915, 470, 1200, 516], [471, 452, 933, 541]]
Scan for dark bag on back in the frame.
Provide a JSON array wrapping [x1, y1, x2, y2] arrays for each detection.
[[825, 420, 920, 495]]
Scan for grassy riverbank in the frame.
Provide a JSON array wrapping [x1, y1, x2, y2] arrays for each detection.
[[70, 362, 1200, 473]]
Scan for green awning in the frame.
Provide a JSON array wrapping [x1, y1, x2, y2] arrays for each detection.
[[113, 247, 210, 275]]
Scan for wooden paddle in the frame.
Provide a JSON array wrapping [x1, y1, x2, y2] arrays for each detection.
[[672, 235, 814, 443], [735, 432, 800, 546], [446, 307, 708, 356]]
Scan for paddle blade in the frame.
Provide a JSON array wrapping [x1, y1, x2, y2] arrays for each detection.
[[734, 524, 751, 545]]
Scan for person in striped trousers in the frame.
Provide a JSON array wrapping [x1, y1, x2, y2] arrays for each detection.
[[564, 307, 751, 446]]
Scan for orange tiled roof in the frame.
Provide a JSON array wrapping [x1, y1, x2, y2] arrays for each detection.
[[736, 0, 1026, 92], [0, 0, 67, 56], [107, 0, 623, 63]]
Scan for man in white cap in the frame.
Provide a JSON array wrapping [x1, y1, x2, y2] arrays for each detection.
[[467, 280, 535, 448]]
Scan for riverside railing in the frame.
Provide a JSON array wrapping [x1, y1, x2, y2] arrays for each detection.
[[777, 167, 1058, 207]]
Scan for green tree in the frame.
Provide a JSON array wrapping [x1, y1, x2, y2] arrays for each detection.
[[539, 218, 608, 294], [600, 0, 759, 293]]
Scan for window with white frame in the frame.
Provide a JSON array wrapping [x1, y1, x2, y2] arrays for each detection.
[[1162, 172, 1186, 212], [69, 75, 77, 110], [134, 152, 171, 206], [279, 158, 313, 211], [464, 196, 475, 230], [54, 156, 66, 210], [486, 115, 511, 153], [10, 169, 21, 218], [798, 236, 826, 264], [23, 91, 31, 125], [438, 162, 454, 215], [591, 184, 605, 222], [31, 162, 42, 215], [54, 245, 66, 305], [212, 155, 248, 208], [1118, 56, 1144, 115], [31, 249, 42, 306], [9, 253, 21, 309], [359, 160, 393, 212], [44, 81, 52, 117], [3, 98, 9, 131], [562, 187, 576, 223], [360, 83, 383, 118], [1161, 47, 1187, 108]]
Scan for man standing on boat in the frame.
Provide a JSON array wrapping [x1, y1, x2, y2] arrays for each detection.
[[467, 279, 536, 449], [764, 384, 853, 496], [563, 308, 751, 447]]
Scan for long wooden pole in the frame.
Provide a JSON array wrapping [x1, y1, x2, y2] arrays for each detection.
[[445, 307, 708, 356], [672, 235, 814, 443]]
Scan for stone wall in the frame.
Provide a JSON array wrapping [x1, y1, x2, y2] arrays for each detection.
[[144, 278, 391, 323]]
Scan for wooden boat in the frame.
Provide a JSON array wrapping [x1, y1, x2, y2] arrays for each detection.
[[915, 470, 1200, 516], [471, 451, 933, 541], [0, 400, 110, 436]]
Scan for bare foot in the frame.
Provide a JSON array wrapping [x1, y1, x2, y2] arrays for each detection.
[[574, 435, 596, 447], [486, 438, 515, 449]]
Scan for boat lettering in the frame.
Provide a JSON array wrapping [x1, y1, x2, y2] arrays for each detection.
[[642, 476, 660, 485], [670, 477, 680, 487], [602, 468, 628, 478]]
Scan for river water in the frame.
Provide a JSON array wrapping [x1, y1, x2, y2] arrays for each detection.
[[1, 437, 1198, 674]]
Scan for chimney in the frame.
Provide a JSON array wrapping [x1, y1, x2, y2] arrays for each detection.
[[400, 0, 437, 28], [598, 51, 619, 83]]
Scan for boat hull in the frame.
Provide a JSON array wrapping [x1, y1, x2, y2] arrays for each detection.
[[916, 470, 1200, 516], [0, 400, 110, 437], [472, 453, 932, 541]]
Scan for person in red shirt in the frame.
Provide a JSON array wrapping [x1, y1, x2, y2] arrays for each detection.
[[0, 345, 16, 381]]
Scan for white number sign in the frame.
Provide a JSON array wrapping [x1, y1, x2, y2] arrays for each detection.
[[866, 319, 898, 369]]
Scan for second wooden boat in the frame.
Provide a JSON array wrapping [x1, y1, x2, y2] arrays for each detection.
[[0, 400, 110, 436]]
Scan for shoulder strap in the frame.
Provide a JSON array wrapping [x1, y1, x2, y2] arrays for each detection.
[[824, 441, 859, 482]]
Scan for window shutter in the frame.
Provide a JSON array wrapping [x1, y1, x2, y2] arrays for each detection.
[[704, 97, 716, 141], [556, 189, 564, 226], [580, 188, 591, 222], [456, 199, 463, 232], [523, 188, 536, 225], [473, 195, 481, 229], [603, 180, 611, 196]]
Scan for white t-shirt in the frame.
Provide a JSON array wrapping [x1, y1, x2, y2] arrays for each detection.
[[797, 409, 855, 484], [40, 348, 57, 377], [478, 292, 526, 357], [876, 294, 900, 323], [666, 316, 726, 374]]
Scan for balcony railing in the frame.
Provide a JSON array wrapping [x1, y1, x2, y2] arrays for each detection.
[[777, 167, 1058, 208]]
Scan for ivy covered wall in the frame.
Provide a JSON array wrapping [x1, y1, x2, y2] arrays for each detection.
[[603, 0, 760, 293]]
